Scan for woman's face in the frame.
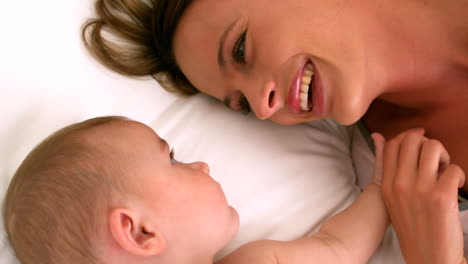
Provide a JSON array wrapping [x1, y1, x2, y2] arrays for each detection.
[[173, 0, 381, 125]]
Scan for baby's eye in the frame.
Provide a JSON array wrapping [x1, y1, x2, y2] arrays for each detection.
[[232, 31, 246, 64], [238, 95, 251, 115], [169, 149, 179, 164]]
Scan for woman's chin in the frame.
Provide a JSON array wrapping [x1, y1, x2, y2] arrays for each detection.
[[269, 113, 323, 125], [331, 94, 372, 125], [332, 114, 360, 125]]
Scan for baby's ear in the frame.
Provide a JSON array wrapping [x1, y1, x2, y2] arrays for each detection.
[[109, 208, 166, 257]]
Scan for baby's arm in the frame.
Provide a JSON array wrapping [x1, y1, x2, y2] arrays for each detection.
[[269, 131, 388, 264], [218, 131, 391, 264]]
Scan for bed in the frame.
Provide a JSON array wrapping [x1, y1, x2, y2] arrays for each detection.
[[0, 1, 405, 263]]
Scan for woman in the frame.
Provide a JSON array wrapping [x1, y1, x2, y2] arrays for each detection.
[[82, 0, 468, 263]]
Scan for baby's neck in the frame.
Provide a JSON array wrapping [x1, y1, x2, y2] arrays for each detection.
[[156, 249, 217, 264], [103, 240, 218, 264]]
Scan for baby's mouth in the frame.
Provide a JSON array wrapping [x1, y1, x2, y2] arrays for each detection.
[[299, 61, 314, 111]]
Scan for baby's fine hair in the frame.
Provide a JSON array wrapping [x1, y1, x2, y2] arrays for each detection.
[[3, 116, 128, 264], [82, 0, 196, 95]]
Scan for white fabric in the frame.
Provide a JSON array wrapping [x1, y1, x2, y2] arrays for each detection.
[[0, 1, 404, 263]]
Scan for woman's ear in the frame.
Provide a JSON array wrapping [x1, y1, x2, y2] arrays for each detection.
[[109, 208, 166, 257]]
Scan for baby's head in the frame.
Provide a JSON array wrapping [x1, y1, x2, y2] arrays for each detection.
[[3, 116, 238, 264]]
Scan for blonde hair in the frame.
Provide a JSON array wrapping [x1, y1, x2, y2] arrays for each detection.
[[3, 116, 128, 264]]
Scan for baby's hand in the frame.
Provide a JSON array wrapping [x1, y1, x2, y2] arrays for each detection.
[[378, 129, 466, 264], [370, 132, 385, 187]]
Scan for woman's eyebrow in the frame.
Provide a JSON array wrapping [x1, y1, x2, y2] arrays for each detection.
[[218, 20, 237, 69]]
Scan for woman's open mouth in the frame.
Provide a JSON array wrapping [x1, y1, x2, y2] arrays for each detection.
[[288, 59, 316, 114]]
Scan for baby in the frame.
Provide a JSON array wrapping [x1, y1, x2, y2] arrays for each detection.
[[3, 116, 461, 264]]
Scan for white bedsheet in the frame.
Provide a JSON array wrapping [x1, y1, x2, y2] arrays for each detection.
[[0, 1, 404, 263]]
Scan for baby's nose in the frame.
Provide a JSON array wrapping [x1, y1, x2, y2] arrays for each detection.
[[187, 162, 210, 175]]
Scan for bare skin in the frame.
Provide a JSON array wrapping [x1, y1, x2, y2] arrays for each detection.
[[172, 0, 468, 263], [360, 0, 468, 189], [358, 3, 468, 262], [93, 122, 464, 264], [93, 120, 388, 264], [380, 130, 466, 264], [218, 131, 466, 264], [174, 0, 468, 188]]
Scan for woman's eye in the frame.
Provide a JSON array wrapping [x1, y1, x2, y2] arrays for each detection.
[[232, 32, 246, 64], [238, 95, 251, 114]]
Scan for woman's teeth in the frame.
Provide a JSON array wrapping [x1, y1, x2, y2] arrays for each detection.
[[300, 63, 314, 111]]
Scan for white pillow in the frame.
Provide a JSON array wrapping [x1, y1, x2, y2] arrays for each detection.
[[0, 0, 403, 263]]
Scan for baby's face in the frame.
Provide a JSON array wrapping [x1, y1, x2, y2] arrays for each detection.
[[92, 120, 239, 253]]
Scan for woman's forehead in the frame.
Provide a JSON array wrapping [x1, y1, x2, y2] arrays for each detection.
[[174, 0, 241, 48], [178, 0, 237, 31]]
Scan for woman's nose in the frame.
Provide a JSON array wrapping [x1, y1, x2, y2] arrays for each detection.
[[251, 81, 282, 120], [186, 161, 210, 175]]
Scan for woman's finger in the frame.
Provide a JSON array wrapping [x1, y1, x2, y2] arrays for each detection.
[[396, 131, 428, 184], [382, 128, 425, 193], [418, 139, 450, 183], [438, 164, 465, 194]]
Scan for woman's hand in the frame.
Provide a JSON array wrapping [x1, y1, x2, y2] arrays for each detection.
[[377, 129, 466, 264]]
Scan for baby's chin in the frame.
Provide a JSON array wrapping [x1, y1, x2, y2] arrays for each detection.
[[213, 206, 240, 258], [224, 206, 239, 233], [229, 206, 240, 230], [223, 206, 240, 243]]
